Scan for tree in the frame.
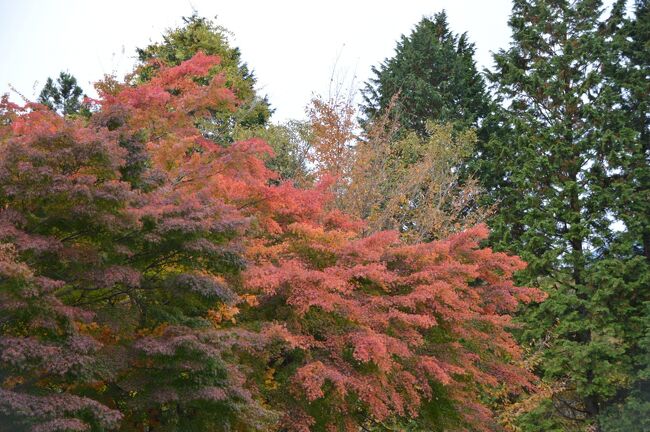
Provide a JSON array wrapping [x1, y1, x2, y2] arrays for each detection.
[[243, 218, 545, 432], [0, 53, 275, 432], [479, 0, 650, 429], [361, 11, 490, 136], [38, 71, 85, 116], [135, 15, 272, 145], [0, 49, 546, 431], [343, 111, 490, 243], [596, 1, 650, 428]]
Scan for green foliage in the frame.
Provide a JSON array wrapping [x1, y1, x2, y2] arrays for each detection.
[[514, 398, 585, 432], [599, 389, 650, 432], [38, 71, 86, 116], [361, 11, 490, 136], [479, 0, 650, 428]]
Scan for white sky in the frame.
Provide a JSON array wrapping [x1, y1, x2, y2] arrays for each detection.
[[0, 0, 513, 122]]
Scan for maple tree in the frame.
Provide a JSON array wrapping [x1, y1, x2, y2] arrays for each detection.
[[0, 53, 275, 432], [1, 50, 544, 432], [243, 218, 545, 431]]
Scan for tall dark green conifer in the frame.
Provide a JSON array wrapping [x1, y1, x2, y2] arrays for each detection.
[[597, 1, 650, 428], [480, 0, 650, 430], [360, 11, 490, 135]]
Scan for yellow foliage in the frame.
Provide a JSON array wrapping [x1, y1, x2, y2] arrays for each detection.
[[207, 304, 240, 327], [241, 294, 259, 307], [264, 367, 278, 390], [3, 375, 24, 389]]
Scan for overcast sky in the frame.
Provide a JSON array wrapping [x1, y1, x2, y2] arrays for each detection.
[[0, 0, 514, 122]]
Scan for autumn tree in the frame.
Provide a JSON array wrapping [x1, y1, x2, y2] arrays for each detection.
[[306, 93, 356, 184], [343, 105, 489, 243], [351, 11, 492, 243], [243, 214, 545, 431], [135, 14, 316, 188], [0, 53, 276, 432], [1, 48, 546, 432]]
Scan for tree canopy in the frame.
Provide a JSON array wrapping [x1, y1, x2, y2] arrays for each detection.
[[477, 0, 650, 429], [0, 51, 544, 432], [2, 3, 648, 431], [361, 11, 490, 136]]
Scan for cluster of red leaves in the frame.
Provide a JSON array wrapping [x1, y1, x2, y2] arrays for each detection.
[[0, 53, 275, 431], [0, 52, 545, 432], [244, 217, 545, 430]]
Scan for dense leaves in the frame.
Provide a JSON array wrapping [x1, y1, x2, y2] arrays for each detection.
[[361, 11, 490, 136], [244, 222, 545, 431], [0, 53, 271, 431], [479, 0, 650, 429], [0, 49, 544, 431], [5, 2, 647, 429]]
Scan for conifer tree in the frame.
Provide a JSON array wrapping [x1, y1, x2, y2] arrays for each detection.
[[596, 1, 650, 428], [480, 0, 650, 429], [38, 71, 85, 116], [361, 11, 490, 136]]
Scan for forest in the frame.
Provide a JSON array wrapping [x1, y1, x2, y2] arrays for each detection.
[[0, 0, 648, 431]]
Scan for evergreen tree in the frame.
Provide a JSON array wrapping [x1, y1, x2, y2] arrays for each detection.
[[360, 11, 490, 135], [480, 0, 650, 429], [597, 1, 650, 428], [38, 71, 85, 116], [136, 15, 272, 144]]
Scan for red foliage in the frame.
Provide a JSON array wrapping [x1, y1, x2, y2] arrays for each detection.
[[0, 51, 544, 431], [244, 214, 545, 429]]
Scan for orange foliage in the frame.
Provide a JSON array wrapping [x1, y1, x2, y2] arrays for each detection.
[[0, 51, 544, 432]]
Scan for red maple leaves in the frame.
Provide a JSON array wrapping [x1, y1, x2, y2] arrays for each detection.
[[0, 52, 545, 432], [244, 218, 545, 430]]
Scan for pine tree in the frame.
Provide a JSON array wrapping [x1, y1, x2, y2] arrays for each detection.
[[480, 0, 650, 429], [38, 71, 85, 116], [360, 11, 490, 136]]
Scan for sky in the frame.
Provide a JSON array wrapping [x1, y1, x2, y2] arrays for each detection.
[[0, 0, 514, 122]]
